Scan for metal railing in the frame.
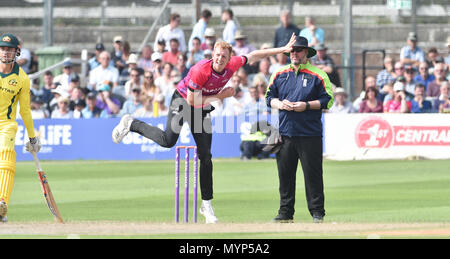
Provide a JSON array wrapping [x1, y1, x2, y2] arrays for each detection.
[[29, 49, 89, 86]]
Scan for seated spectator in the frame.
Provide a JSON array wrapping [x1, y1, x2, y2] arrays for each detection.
[[162, 38, 182, 66], [138, 44, 154, 72], [269, 53, 289, 74], [51, 96, 74, 119], [203, 49, 212, 59], [151, 52, 163, 78], [155, 62, 175, 102], [110, 35, 124, 72], [254, 58, 271, 84], [141, 70, 160, 97], [427, 63, 447, 98], [403, 65, 417, 98], [40, 70, 55, 105], [49, 84, 69, 113], [376, 56, 396, 96], [222, 75, 248, 116], [187, 37, 204, 68], [244, 85, 269, 117], [72, 99, 86, 119], [432, 81, 450, 112], [201, 28, 216, 51], [153, 93, 169, 117], [116, 41, 131, 75], [410, 83, 432, 113], [358, 87, 383, 113], [165, 71, 181, 107], [82, 92, 102, 118], [154, 39, 166, 56], [30, 96, 49, 119], [445, 36, 450, 70], [176, 53, 190, 79], [414, 62, 435, 91], [400, 32, 425, 69], [119, 85, 143, 116], [120, 53, 144, 86], [439, 96, 450, 113], [353, 75, 376, 111], [237, 67, 250, 89], [425, 47, 443, 74], [69, 86, 86, 111], [68, 75, 81, 94], [255, 75, 268, 105], [384, 81, 412, 113], [89, 51, 119, 91], [96, 82, 121, 118], [240, 120, 273, 160], [133, 94, 154, 118], [310, 43, 341, 88], [329, 88, 355, 113], [233, 31, 256, 57], [123, 67, 142, 99], [89, 43, 114, 71], [53, 61, 78, 92]]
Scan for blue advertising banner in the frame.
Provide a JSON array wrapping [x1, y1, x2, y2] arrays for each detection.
[[15, 114, 280, 161]]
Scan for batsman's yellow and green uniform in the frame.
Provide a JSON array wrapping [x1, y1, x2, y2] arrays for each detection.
[[0, 62, 36, 205]]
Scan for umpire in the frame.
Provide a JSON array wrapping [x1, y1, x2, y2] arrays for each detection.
[[265, 36, 334, 223]]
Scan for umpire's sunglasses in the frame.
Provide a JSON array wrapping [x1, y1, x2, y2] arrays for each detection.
[[291, 47, 305, 53]]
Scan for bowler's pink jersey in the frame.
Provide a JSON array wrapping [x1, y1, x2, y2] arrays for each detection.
[[176, 56, 247, 101]]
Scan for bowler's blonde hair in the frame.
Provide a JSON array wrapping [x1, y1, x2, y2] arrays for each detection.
[[213, 40, 233, 56]]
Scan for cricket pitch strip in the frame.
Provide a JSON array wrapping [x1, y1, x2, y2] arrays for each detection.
[[1, 222, 450, 238]]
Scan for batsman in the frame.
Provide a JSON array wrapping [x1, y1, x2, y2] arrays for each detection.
[[0, 33, 41, 223]]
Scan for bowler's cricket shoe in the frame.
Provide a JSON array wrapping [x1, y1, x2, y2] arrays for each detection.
[[112, 114, 133, 144], [271, 214, 294, 223], [200, 200, 218, 224], [312, 214, 324, 223], [0, 199, 7, 223]]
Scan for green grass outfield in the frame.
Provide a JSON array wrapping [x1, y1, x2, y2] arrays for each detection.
[[2, 158, 450, 239]]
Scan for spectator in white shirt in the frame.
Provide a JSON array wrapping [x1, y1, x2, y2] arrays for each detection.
[[51, 96, 74, 119], [154, 13, 187, 53], [53, 61, 78, 92], [88, 51, 119, 91]]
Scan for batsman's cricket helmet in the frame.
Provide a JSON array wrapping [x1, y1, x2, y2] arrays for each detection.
[[0, 33, 20, 48]]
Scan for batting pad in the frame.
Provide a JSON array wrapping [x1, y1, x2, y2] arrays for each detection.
[[0, 148, 16, 206]]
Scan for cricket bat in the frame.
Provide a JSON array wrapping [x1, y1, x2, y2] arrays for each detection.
[[32, 152, 63, 223]]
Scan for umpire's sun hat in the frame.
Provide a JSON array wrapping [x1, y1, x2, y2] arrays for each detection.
[[0, 33, 20, 48], [284, 36, 316, 58]]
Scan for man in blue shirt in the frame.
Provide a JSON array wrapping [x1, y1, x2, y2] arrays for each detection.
[[400, 32, 425, 69], [188, 9, 212, 52], [266, 36, 333, 224], [299, 16, 324, 48], [410, 83, 433, 113]]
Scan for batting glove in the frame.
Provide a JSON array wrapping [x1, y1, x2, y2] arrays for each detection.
[[26, 137, 41, 153]]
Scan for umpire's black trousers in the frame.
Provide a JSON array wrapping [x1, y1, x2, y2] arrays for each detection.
[[276, 136, 325, 218]]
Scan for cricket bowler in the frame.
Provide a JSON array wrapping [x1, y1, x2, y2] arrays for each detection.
[[112, 34, 297, 224]]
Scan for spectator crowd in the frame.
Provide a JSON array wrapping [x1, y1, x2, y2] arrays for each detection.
[[23, 9, 450, 120]]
